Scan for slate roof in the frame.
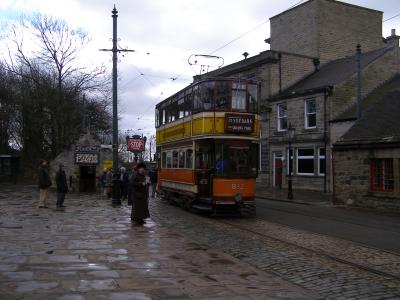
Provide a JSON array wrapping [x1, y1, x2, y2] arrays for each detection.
[[335, 88, 400, 146], [283, 46, 392, 94]]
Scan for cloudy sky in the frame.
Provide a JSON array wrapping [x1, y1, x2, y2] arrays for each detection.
[[1, 0, 399, 137]]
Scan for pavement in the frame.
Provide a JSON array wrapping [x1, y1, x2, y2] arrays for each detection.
[[0, 184, 318, 300], [256, 185, 335, 206]]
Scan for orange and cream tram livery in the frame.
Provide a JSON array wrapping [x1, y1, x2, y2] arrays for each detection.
[[155, 78, 260, 216]]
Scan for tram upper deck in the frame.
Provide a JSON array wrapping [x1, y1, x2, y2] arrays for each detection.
[[155, 78, 260, 145]]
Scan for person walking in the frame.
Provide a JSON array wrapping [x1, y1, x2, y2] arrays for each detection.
[[148, 166, 158, 198], [38, 160, 52, 208], [120, 167, 129, 200], [55, 164, 68, 209], [99, 169, 107, 195], [131, 162, 150, 225], [105, 168, 113, 198]]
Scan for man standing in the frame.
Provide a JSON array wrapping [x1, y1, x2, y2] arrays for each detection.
[[131, 162, 150, 225], [56, 164, 68, 209], [149, 165, 158, 198], [38, 160, 52, 208]]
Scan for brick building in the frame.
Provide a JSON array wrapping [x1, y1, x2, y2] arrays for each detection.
[[333, 79, 400, 209], [196, 0, 400, 196]]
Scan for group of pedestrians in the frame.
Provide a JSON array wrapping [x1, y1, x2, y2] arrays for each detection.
[[37, 159, 158, 226], [37, 160, 68, 209]]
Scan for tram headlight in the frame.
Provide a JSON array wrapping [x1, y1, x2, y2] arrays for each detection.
[[234, 193, 243, 204]]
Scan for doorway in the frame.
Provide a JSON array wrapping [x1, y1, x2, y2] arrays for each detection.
[[273, 153, 283, 188], [79, 166, 96, 193]]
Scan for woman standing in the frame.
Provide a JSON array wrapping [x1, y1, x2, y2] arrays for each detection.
[[130, 163, 150, 225]]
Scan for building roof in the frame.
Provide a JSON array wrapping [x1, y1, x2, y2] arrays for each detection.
[[194, 50, 278, 80], [282, 46, 391, 96], [335, 88, 400, 146]]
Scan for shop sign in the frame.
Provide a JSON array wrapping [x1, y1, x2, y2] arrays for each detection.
[[75, 152, 99, 165], [225, 114, 254, 133]]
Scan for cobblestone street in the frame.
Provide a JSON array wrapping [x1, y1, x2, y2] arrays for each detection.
[[2, 185, 400, 299], [0, 185, 317, 300], [149, 198, 400, 299]]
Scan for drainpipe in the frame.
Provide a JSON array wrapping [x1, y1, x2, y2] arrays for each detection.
[[278, 53, 282, 94], [323, 89, 328, 193], [355, 44, 362, 119]]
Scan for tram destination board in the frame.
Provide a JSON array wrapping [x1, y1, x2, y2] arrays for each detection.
[[225, 113, 255, 133]]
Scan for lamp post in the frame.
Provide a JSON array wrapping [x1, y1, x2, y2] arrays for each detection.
[[287, 123, 295, 200]]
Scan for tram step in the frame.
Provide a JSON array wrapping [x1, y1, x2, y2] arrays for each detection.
[[192, 204, 213, 211]]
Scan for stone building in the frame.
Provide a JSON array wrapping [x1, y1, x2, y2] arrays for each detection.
[[50, 132, 112, 193], [197, 0, 400, 194], [333, 80, 400, 209]]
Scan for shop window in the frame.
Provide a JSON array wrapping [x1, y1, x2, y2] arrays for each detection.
[[370, 159, 394, 192], [305, 98, 316, 128], [297, 148, 314, 175], [277, 103, 287, 131], [318, 148, 325, 176]]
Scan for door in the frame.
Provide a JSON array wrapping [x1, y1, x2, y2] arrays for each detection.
[[79, 166, 96, 193], [274, 155, 283, 188]]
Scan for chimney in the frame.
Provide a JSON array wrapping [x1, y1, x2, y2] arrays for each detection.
[[386, 29, 399, 48]]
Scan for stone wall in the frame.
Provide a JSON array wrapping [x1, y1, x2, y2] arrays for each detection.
[[334, 147, 400, 210], [270, 0, 384, 63], [270, 0, 318, 58]]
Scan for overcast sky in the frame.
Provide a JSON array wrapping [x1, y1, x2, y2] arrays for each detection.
[[1, 0, 399, 137]]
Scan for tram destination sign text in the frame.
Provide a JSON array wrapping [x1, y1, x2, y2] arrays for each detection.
[[225, 114, 254, 133]]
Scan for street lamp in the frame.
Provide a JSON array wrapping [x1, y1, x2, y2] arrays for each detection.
[[287, 123, 295, 200]]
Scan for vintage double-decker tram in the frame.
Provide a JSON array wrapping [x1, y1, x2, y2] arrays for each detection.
[[155, 78, 260, 216]]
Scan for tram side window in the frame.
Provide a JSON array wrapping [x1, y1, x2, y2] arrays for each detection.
[[166, 151, 172, 168], [232, 82, 247, 111], [172, 150, 179, 168], [215, 81, 231, 111], [178, 150, 185, 168], [201, 81, 214, 111], [155, 108, 159, 127], [186, 149, 193, 169], [193, 85, 202, 113], [184, 89, 192, 116], [162, 110, 166, 125], [195, 142, 213, 169], [162, 152, 166, 168]]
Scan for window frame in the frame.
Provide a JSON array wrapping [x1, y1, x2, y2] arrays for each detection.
[[370, 159, 394, 192], [304, 98, 317, 129], [296, 148, 315, 176], [277, 103, 288, 132]]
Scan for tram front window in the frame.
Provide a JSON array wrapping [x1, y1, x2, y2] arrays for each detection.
[[215, 140, 258, 178]]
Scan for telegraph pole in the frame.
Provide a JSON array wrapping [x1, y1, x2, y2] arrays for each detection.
[[100, 5, 135, 206]]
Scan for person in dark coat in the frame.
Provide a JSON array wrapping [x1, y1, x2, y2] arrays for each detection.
[[38, 160, 52, 208], [55, 163, 68, 209], [120, 167, 129, 200], [131, 162, 150, 225]]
